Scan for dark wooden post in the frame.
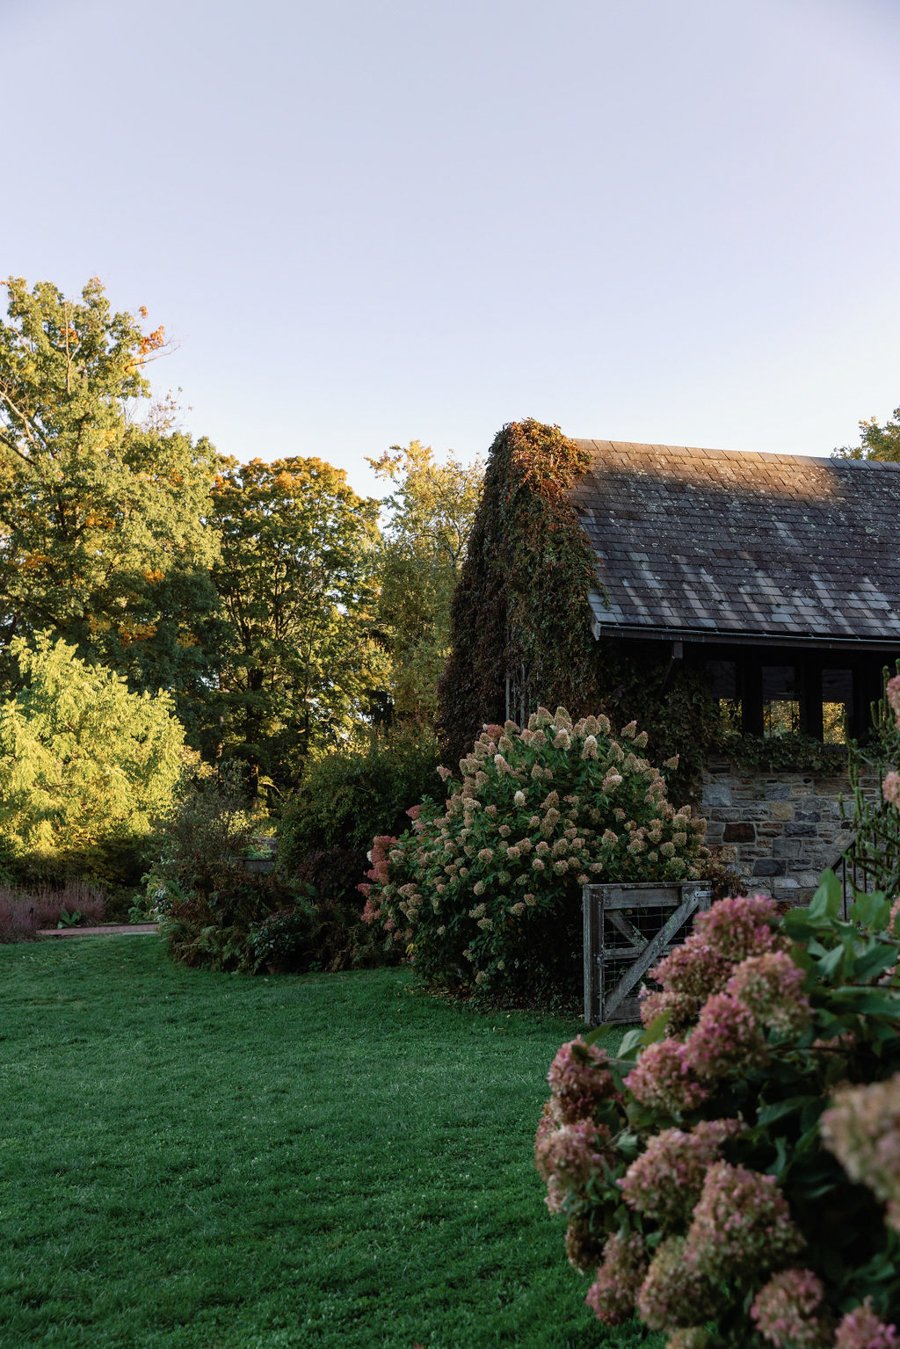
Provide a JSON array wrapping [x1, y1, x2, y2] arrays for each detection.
[[582, 885, 600, 1023]]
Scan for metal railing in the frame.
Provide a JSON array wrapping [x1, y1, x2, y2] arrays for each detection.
[[836, 802, 900, 917]]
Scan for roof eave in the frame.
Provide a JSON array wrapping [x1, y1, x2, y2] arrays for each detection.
[[590, 620, 900, 653]]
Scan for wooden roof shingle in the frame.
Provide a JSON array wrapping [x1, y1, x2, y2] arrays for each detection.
[[569, 440, 900, 648]]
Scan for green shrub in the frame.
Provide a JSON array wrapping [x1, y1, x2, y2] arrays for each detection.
[[363, 707, 708, 1005], [147, 763, 302, 973], [278, 733, 441, 858], [275, 734, 441, 969], [537, 876, 900, 1344], [247, 897, 317, 971], [161, 871, 304, 973]]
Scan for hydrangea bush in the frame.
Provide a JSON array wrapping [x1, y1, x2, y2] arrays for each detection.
[[360, 706, 708, 1002], [537, 879, 900, 1347]]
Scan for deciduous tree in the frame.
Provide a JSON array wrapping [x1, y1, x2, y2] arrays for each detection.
[[369, 441, 482, 727], [0, 633, 189, 880], [211, 456, 387, 787], [834, 406, 900, 461], [0, 276, 220, 719]]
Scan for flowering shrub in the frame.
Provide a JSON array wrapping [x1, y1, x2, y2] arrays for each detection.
[[537, 876, 900, 1346], [361, 706, 708, 1002]]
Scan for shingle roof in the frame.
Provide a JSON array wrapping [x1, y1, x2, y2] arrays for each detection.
[[569, 440, 900, 647]]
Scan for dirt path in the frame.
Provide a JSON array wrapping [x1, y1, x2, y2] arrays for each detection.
[[36, 924, 160, 938]]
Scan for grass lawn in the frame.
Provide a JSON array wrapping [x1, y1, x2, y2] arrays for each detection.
[[0, 939, 653, 1347]]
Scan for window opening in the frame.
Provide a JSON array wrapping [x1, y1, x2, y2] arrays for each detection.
[[822, 668, 854, 745], [762, 665, 800, 738], [706, 659, 742, 734]]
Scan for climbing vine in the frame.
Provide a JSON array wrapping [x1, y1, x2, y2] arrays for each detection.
[[438, 420, 721, 799], [438, 420, 595, 759]]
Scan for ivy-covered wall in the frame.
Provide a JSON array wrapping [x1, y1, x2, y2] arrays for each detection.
[[438, 419, 595, 760], [439, 420, 724, 799]]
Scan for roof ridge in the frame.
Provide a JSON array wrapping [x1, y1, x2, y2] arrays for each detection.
[[572, 438, 900, 469]]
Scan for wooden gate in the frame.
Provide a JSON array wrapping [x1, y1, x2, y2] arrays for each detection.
[[583, 881, 713, 1024]]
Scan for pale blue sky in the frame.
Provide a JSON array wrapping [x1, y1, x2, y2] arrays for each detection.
[[4, 0, 900, 497]]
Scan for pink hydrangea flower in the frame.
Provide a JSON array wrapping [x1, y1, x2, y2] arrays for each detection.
[[543, 1174, 566, 1214], [546, 1037, 617, 1123], [654, 936, 731, 998], [725, 951, 811, 1036], [683, 992, 768, 1081], [360, 894, 380, 924], [692, 894, 784, 963], [534, 1118, 613, 1195], [883, 772, 900, 808], [835, 1301, 900, 1348], [638, 988, 669, 1027], [636, 1236, 718, 1332], [887, 675, 900, 723], [649, 937, 732, 1031], [584, 1232, 647, 1325], [821, 1073, 900, 1231], [750, 1268, 830, 1347], [684, 1162, 804, 1279], [619, 1119, 742, 1225], [624, 1039, 708, 1115]]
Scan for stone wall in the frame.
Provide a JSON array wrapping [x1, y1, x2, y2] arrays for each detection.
[[700, 760, 864, 904]]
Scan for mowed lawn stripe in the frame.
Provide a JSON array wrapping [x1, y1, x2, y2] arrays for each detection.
[[0, 940, 649, 1348]]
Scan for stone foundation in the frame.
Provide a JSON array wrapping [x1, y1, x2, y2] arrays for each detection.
[[700, 760, 870, 904]]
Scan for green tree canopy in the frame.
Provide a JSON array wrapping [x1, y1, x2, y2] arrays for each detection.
[[834, 406, 900, 461], [0, 276, 221, 715], [369, 441, 483, 727], [211, 456, 387, 787], [0, 633, 189, 878]]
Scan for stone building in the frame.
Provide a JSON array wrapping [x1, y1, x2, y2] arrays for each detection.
[[570, 439, 900, 901]]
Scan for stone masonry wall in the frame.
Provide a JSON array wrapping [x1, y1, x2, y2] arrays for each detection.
[[700, 760, 865, 905]]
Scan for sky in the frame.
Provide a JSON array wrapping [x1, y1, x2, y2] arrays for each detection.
[[4, 0, 900, 498]]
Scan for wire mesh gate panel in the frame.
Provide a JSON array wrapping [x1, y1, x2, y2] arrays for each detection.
[[583, 882, 713, 1024]]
